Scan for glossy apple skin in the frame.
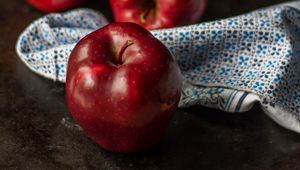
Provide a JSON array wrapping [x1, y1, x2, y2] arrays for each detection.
[[109, 0, 207, 30], [26, 0, 85, 12], [66, 22, 182, 153]]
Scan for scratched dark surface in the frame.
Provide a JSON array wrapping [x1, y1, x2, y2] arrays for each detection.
[[1, 0, 300, 169]]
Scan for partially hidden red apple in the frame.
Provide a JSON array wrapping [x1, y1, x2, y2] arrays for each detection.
[[109, 0, 207, 30], [26, 0, 85, 12], [66, 22, 182, 153]]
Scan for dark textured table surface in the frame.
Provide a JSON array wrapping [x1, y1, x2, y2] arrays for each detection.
[[1, 0, 300, 169]]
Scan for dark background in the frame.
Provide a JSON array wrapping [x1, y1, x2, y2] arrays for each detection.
[[1, 0, 299, 170]]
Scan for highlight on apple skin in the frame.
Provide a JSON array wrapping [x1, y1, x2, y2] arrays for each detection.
[[110, 0, 207, 29], [66, 22, 182, 153]]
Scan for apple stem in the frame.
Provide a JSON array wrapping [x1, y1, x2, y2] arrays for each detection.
[[140, 0, 156, 23], [118, 40, 134, 64]]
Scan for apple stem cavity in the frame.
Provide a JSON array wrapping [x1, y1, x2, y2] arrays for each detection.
[[118, 40, 134, 64], [140, 0, 156, 24]]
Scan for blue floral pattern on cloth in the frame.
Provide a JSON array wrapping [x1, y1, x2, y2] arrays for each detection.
[[15, 2, 300, 133]]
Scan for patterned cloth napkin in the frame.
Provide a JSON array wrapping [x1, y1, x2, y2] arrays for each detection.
[[16, 1, 300, 133]]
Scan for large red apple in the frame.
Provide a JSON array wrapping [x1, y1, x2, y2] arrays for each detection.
[[109, 0, 207, 29], [26, 0, 85, 12], [66, 22, 182, 153]]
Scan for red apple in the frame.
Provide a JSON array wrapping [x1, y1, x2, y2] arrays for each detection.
[[109, 0, 207, 30], [66, 22, 182, 153], [26, 0, 85, 12]]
